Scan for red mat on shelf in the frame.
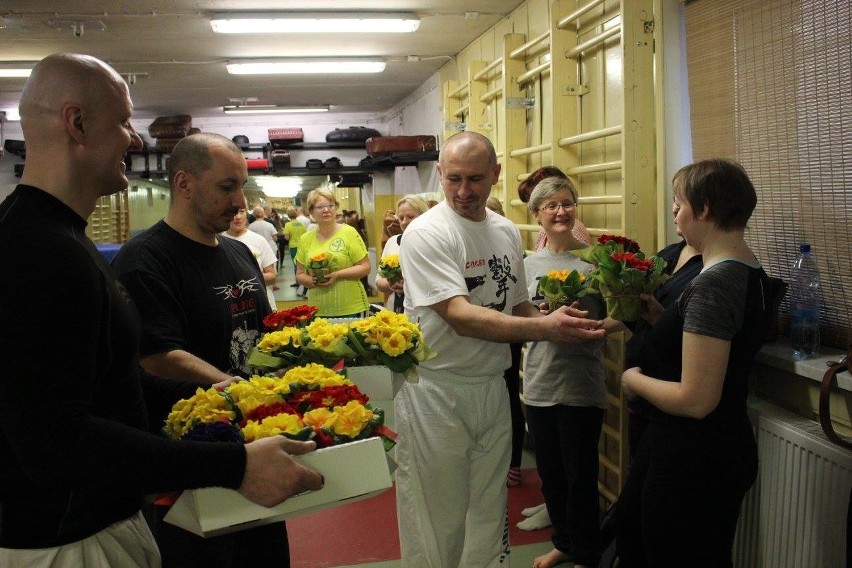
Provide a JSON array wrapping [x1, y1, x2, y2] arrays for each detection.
[[288, 468, 549, 567]]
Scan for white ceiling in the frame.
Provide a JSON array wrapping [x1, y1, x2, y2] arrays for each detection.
[[0, 1, 526, 119]]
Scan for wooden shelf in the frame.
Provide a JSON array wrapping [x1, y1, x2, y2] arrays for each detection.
[[127, 143, 437, 179]]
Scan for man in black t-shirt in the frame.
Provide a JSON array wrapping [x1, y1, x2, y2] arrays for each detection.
[[113, 133, 298, 566], [114, 133, 271, 385]]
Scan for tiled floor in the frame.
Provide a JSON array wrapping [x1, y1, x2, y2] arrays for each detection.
[[272, 258, 305, 306]]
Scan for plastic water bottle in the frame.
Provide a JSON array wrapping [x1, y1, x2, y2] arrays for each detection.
[[790, 244, 821, 359]]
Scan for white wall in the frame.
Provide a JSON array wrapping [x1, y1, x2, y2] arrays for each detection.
[[0, 81, 446, 208], [385, 72, 443, 200], [656, 0, 693, 246]]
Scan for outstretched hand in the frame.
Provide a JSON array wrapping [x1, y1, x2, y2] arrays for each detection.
[[239, 437, 324, 508], [548, 304, 606, 341]]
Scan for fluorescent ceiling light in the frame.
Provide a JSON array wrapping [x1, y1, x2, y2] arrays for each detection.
[[227, 59, 386, 75], [0, 64, 34, 78], [224, 105, 330, 115], [252, 176, 304, 198], [211, 12, 420, 34], [1, 108, 21, 121]]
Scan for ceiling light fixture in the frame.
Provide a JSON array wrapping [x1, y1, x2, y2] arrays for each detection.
[[0, 62, 35, 78], [226, 59, 386, 75], [223, 104, 330, 115], [210, 12, 420, 34], [2, 108, 21, 121], [48, 19, 106, 37]]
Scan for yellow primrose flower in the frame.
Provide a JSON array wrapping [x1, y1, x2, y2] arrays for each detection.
[[241, 413, 305, 442], [545, 269, 568, 282], [330, 400, 374, 437], [380, 332, 409, 357], [165, 387, 234, 438], [315, 332, 340, 349], [380, 254, 400, 268], [302, 407, 337, 430], [350, 319, 374, 334], [306, 319, 349, 342], [282, 363, 349, 388], [227, 379, 284, 417], [375, 311, 400, 326], [256, 328, 302, 353]]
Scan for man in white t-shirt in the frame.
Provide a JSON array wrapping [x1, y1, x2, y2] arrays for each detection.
[[248, 206, 279, 256], [222, 208, 278, 310], [396, 131, 606, 568]]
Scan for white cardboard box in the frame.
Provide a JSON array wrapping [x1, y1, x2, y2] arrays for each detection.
[[346, 366, 403, 401], [164, 437, 394, 538]]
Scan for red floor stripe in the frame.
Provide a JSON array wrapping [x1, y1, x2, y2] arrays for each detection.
[[288, 468, 550, 567]]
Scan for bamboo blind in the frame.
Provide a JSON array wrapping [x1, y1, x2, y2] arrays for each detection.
[[685, 0, 851, 349]]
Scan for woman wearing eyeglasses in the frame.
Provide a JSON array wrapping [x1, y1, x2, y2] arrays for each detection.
[[375, 194, 431, 312], [523, 176, 619, 568], [295, 188, 371, 317], [517, 166, 593, 250]]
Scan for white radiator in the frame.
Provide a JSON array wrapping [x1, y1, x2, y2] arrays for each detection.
[[733, 398, 852, 568]]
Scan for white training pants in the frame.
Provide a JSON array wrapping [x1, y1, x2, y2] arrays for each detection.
[[395, 371, 512, 567], [0, 511, 160, 568]]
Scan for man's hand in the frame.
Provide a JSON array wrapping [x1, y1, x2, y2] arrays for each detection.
[[238, 437, 324, 508], [547, 305, 606, 342], [316, 272, 339, 287], [213, 376, 242, 391]]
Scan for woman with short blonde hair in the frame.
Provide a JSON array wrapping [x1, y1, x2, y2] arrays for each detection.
[[294, 188, 370, 317], [375, 194, 431, 312]]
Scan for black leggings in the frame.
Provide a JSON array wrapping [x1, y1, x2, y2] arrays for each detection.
[[503, 342, 525, 468], [526, 403, 604, 567], [616, 419, 757, 567]]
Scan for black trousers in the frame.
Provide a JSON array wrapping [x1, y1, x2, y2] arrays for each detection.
[[503, 342, 525, 469], [526, 403, 604, 566], [154, 504, 290, 568], [616, 418, 757, 568]]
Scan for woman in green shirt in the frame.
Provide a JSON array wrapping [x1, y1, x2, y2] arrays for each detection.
[[295, 189, 371, 317]]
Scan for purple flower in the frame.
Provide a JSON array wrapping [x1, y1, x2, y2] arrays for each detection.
[[182, 421, 245, 443]]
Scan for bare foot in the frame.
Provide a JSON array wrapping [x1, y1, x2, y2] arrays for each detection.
[[532, 548, 569, 568]]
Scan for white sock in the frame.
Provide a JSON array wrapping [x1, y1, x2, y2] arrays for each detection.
[[516, 506, 551, 531], [521, 503, 546, 517]]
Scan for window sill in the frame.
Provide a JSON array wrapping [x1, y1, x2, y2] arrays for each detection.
[[756, 337, 851, 392]]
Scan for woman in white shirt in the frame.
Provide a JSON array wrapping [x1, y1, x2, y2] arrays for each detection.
[[375, 195, 431, 312]]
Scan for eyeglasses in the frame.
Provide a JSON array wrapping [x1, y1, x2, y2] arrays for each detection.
[[312, 204, 336, 212], [540, 202, 576, 213]]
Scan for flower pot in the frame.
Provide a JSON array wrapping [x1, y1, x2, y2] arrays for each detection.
[[311, 267, 330, 284], [603, 293, 643, 322]]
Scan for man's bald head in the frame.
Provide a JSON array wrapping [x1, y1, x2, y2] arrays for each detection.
[[19, 53, 126, 140], [252, 206, 265, 218], [167, 132, 243, 190], [15, 54, 141, 217], [439, 131, 498, 170]]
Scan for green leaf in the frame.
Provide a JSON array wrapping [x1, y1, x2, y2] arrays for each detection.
[[377, 351, 418, 373], [246, 347, 286, 372]]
